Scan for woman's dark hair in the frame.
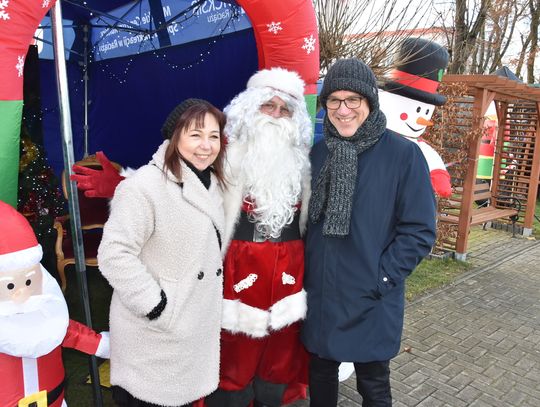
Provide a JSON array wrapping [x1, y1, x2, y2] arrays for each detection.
[[163, 101, 226, 186]]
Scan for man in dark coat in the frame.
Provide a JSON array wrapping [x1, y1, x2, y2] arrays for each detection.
[[302, 58, 437, 406]]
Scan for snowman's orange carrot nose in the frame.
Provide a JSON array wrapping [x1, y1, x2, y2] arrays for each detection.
[[416, 117, 433, 126]]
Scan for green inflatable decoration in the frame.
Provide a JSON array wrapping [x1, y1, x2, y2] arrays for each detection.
[[0, 101, 23, 207], [0, 1, 56, 207]]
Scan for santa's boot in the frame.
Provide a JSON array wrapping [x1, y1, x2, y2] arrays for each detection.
[[252, 377, 287, 407], [205, 386, 254, 407]]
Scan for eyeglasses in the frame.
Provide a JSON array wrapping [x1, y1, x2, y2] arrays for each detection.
[[260, 102, 293, 118], [325, 96, 364, 110]]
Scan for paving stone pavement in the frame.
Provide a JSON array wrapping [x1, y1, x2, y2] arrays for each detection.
[[288, 227, 540, 407]]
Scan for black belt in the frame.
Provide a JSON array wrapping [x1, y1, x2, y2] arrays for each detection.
[[16, 379, 64, 407], [233, 210, 301, 242]]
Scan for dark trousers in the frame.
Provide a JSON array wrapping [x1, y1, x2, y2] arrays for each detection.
[[308, 354, 392, 407]]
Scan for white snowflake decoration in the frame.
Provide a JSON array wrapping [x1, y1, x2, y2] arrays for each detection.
[[267, 21, 282, 35], [281, 272, 295, 285], [233, 273, 258, 293], [0, 0, 10, 21], [16, 55, 25, 77], [302, 34, 316, 55], [42, 0, 50, 8]]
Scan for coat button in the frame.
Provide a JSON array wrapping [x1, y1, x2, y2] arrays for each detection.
[[382, 277, 388, 282], [216, 268, 222, 276], [198, 271, 204, 280]]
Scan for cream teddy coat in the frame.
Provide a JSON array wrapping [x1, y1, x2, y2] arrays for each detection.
[[98, 140, 225, 406]]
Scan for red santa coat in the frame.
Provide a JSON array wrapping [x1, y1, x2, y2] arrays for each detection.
[[221, 219, 306, 337], [1, 319, 103, 407], [221, 179, 310, 338]]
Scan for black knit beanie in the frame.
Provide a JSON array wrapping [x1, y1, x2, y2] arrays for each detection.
[[161, 98, 207, 140], [320, 58, 380, 111]]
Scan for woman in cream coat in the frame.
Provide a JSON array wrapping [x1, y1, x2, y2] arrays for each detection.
[[98, 99, 226, 407]]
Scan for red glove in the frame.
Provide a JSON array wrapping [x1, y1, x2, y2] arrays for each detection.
[[70, 151, 125, 198], [430, 168, 452, 198]]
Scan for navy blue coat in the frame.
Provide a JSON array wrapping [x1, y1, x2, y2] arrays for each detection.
[[301, 130, 437, 362]]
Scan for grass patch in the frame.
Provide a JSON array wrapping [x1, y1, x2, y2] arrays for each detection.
[[406, 257, 472, 302], [533, 199, 540, 238]]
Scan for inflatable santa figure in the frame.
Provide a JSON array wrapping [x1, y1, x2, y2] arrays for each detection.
[[0, 200, 109, 407], [378, 37, 452, 198]]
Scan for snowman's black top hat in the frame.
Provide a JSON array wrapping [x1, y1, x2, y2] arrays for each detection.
[[382, 38, 449, 106]]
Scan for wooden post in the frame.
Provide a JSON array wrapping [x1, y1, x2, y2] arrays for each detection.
[[455, 88, 495, 259], [522, 101, 540, 235]]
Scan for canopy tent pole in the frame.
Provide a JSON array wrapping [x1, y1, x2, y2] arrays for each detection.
[[50, 2, 103, 405], [83, 24, 89, 157]]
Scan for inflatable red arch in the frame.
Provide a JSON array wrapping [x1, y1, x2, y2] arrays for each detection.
[[0, 0, 319, 206]]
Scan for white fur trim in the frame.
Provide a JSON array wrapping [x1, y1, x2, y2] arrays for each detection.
[[269, 290, 307, 331], [222, 299, 270, 338], [0, 245, 42, 272], [247, 67, 305, 101], [221, 299, 240, 332], [119, 167, 137, 178], [222, 291, 307, 337]]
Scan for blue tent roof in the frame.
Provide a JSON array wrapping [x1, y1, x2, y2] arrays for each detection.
[[37, 0, 257, 176]]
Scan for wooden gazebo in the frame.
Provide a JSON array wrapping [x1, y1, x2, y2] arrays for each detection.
[[432, 74, 540, 260]]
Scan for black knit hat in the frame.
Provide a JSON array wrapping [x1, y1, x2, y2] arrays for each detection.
[[161, 98, 207, 140], [382, 38, 449, 106], [320, 58, 380, 111]]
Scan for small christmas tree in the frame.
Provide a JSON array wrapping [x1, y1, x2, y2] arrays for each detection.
[[17, 135, 67, 240]]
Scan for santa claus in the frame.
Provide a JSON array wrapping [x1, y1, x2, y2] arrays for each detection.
[[205, 67, 312, 407], [69, 67, 312, 407], [0, 200, 109, 407]]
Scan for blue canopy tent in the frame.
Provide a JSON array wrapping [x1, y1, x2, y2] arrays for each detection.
[[36, 3, 258, 403], [37, 0, 258, 176]]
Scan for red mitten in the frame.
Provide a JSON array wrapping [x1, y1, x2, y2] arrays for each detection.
[[430, 168, 452, 198], [70, 151, 124, 198]]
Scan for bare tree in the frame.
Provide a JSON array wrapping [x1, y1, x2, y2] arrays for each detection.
[[316, 0, 538, 80], [315, 0, 441, 76], [470, 0, 527, 74], [448, 0, 492, 73], [526, 0, 539, 82]]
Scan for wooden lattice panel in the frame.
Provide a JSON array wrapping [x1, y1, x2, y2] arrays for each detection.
[[492, 102, 538, 222]]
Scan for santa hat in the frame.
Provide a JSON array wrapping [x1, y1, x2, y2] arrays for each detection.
[[224, 67, 312, 147], [247, 67, 305, 101], [382, 37, 449, 106], [0, 201, 43, 272]]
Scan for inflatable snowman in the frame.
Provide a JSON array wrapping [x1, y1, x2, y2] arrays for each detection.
[[379, 37, 452, 198]]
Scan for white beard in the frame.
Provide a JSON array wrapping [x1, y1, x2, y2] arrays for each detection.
[[240, 113, 309, 239], [0, 265, 69, 358]]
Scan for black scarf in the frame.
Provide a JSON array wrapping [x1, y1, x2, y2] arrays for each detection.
[[184, 160, 212, 190], [308, 108, 387, 237]]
